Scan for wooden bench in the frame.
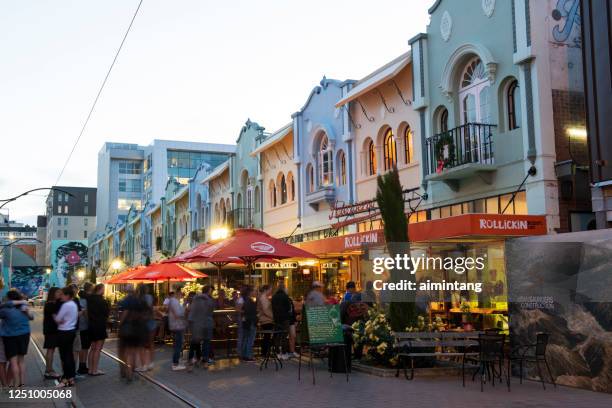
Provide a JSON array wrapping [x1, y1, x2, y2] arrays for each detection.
[[394, 331, 482, 380]]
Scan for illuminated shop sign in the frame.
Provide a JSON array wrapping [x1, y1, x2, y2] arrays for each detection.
[[253, 261, 298, 269]]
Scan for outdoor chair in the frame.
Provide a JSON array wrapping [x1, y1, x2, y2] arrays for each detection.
[[508, 332, 556, 390], [463, 333, 508, 392]]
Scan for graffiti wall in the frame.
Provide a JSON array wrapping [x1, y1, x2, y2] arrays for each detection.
[[507, 230, 612, 393], [50, 240, 89, 287], [11, 266, 45, 298]]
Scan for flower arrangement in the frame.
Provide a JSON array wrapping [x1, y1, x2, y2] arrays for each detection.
[[212, 285, 236, 300], [352, 308, 397, 367], [181, 282, 203, 296]]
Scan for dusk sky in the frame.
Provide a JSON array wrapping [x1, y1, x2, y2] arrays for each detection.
[[0, 0, 431, 225]]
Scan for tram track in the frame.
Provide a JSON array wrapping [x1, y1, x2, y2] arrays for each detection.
[[29, 309, 204, 408]]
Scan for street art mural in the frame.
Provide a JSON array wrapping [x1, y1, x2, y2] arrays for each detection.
[[507, 231, 612, 393], [50, 240, 89, 287], [11, 266, 45, 298]]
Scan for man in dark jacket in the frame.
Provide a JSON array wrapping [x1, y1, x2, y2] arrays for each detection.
[[271, 281, 292, 359]]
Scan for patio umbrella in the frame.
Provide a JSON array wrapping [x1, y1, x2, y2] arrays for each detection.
[[193, 228, 317, 284], [162, 243, 240, 287], [127, 262, 208, 282], [106, 265, 146, 284]]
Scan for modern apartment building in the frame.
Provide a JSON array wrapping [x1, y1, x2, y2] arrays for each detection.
[[44, 186, 97, 268], [95, 140, 234, 233]]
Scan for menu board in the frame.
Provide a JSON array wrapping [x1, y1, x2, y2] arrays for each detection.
[[304, 305, 344, 345]]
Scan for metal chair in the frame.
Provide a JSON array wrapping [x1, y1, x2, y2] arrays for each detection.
[[509, 332, 556, 390], [464, 333, 508, 392]]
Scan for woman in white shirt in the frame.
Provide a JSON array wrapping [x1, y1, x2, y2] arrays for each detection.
[[54, 287, 78, 387]]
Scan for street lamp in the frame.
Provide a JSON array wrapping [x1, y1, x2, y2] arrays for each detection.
[[77, 269, 85, 280], [8, 234, 14, 289], [211, 226, 229, 241], [111, 259, 123, 272]]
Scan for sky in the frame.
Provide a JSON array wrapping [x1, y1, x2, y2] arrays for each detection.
[[0, 0, 431, 226]]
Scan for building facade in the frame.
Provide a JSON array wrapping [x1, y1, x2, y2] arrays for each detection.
[[582, 0, 612, 228], [44, 186, 97, 287], [95, 140, 233, 233]]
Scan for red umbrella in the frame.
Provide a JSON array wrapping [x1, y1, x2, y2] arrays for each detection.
[[194, 228, 316, 283], [106, 265, 145, 284], [127, 262, 208, 282], [162, 243, 215, 264]]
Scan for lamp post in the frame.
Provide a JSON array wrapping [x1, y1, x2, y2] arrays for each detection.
[[45, 267, 52, 288], [8, 233, 14, 289]]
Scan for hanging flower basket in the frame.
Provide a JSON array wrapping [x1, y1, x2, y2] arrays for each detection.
[[435, 132, 455, 172]]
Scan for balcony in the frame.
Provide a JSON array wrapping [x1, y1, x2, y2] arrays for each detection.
[[305, 185, 336, 210], [425, 123, 497, 191], [228, 208, 256, 229]]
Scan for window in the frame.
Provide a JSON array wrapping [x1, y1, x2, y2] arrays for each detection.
[[118, 179, 141, 193], [84, 193, 89, 203], [367, 140, 377, 176], [280, 174, 287, 204], [507, 80, 521, 130], [84, 230, 88, 239], [57, 230, 61, 238], [440, 108, 449, 133], [404, 126, 414, 164], [118, 160, 142, 175], [117, 199, 142, 211], [287, 172, 295, 201], [64, 205, 68, 214], [383, 129, 397, 171], [84, 206, 88, 215], [318, 135, 333, 186], [57, 205, 62, 214], [306, 164, 314, 193], [269, 180, 276, 207], [64, 217, 68, 226], [84, 218, 88, 226], [57, 193, 63, 203], [57, 218, 61, 226], [459, 57, 490, 124], [63, 230, 68, 238], [337, 150, 347, 185]]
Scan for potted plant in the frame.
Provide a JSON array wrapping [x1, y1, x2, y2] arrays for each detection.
[[460, 302, 474, 331]]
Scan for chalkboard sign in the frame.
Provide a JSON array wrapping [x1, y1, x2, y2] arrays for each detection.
[[303, 305, 343, 345]]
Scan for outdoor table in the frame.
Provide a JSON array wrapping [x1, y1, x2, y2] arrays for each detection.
[[258, 329, 286, 371]]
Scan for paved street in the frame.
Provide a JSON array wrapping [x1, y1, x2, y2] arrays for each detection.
[[20, 309, 612, 408]]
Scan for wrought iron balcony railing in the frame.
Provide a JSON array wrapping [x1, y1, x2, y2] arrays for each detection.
[[228, 207, 255, 229], [425, 123, 497, 175]]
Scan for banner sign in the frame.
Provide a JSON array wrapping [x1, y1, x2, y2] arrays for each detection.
[[253, 261, 298, 269]]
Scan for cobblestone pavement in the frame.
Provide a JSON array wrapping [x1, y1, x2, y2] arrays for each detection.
[[27, 309, 612, 408]]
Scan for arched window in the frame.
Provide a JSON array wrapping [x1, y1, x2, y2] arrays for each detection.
[[306, 164, 314, 193], [440, 108, 449, 133], [337, 150, 347, 185], [507, 80, 521, 130], [318, 135, 333, 186], [383, 128, 397, 171], [287, 172, 295, 201], [367, 139, 377, 176], [459, 57, 490, 124], [254, 186, 260, 213], [279, 174, 287, 205], [269, 180, 276, 207], [403, 126, 413, 164]]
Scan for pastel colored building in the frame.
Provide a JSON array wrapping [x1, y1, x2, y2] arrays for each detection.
[[336, 51, 426, 228], [251, 123, 297, 239]]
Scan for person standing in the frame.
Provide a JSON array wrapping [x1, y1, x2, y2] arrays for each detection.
[[187, 285, 215, 369], [117, 287, 147, 382], [77, 282, 94, 375], [42, 287, 62, 379], [135, 285, 155, 372], [305, 281, 326, 307], [239, 286, 257, 361], [342, 281, 357, 303], [167, 290, 187, 371], [0, 289, 33, 387], [54, 287, 78, 387], [271, 282, 292, 360], [257, 285, 273, 358], [87, 284, 109, 376]]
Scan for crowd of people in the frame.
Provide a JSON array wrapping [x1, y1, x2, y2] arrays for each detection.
[[0, 278, 367, 388], [0, 283, 109, 388]]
